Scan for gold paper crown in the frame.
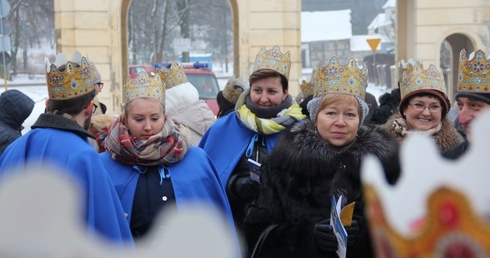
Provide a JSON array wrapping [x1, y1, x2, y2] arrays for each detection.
[[252, 45, 291, 79], [313, 57, 367, 99], [365, 186, 490, 257], [458, 49, 490, 93], [399, 59, 448, 100], [300, 69, 316, 97], [155, 63, 189, 89], [223, 77, 247, 104], [123, 71, 165, 105], [45, 52, 94, 100]]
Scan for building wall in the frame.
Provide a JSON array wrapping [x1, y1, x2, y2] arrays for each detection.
[[54, 0, 302, 114]]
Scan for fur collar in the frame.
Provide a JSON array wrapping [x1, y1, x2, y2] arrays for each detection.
[[381, 113, 464, 152]]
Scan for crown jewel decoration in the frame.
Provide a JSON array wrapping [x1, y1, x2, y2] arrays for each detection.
[[223, 77, 247, 104], [45, 52, 94, 100], [313, 57, 367, 99], [252, 45, 291, 79], [155, 63, 189, 89], [458, 49, 490, 93], [399, 59, 447, 100], [123, 71, 165, 105]]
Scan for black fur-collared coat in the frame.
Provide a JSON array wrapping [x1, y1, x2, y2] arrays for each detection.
[[243, 120, 400, 258]]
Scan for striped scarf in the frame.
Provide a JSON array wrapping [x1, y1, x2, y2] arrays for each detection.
[[105, 115, 190, 166]]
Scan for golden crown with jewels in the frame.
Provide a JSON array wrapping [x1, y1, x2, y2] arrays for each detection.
[[300, 69, 317, 98], [45, 52, 94, 100], [252, 45, 291, 79], [223, 77, 247, 104], [313, 57, 367, 99], [155, 63, 189, 89], [362, 114, 490, 258], [399, 59, 448, 100], [458, 49, 490, 93], [123, 71, 165, 105]]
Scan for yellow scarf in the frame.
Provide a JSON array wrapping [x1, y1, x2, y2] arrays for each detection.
[[237, 103, 305, 135]]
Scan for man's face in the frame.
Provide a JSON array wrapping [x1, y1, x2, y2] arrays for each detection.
[[457, 97, 490, 140]]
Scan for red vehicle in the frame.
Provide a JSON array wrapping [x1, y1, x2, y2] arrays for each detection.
[[155, 62, 220, 115], [128, 65, 152, 79]]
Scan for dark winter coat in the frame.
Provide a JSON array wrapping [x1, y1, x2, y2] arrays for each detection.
[[243, 120, 400, 258], [370, 89, 401, 125], [381, 114, 464, 153], [442, 140, 469, 160], [0, 89, 34, 155]]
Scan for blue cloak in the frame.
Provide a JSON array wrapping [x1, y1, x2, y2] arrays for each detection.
[[100, 147, 241, 255], [0, 127, 134, 245], [198, 112, 279, 186]]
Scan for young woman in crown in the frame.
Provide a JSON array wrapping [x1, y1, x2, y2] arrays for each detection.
[[242, 57, 400, 258], [199, 45, 306, 253], [380, 59, 463, 152], [98, 71, 240, 254]]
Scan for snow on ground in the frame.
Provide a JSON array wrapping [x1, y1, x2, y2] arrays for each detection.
[[2, 75, 390, 134]]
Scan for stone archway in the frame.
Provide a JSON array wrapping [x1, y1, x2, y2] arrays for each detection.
[[440, 34, 475, 102], [53, 0, 301, 114]]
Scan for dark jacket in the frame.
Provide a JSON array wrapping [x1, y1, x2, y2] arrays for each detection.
[[0, 89, 34, 155], [243, 120, 400, 258], [442, 140, 469, 160], [371, 89, 400, 125]]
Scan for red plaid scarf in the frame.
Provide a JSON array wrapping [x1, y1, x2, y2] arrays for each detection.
[[104, 115, 190, 166]]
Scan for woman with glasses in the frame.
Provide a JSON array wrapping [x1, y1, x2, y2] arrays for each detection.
[[381, 59, 463, 152]]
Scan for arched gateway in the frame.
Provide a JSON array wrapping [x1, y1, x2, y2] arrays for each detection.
[[54, 0, 490, 113]]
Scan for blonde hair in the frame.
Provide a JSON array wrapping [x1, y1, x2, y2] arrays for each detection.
[[89, 114, 116, 133], [314, 94, 360, 122]]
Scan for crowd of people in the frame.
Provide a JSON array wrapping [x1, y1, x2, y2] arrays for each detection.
[[0, 45, 488, 257]]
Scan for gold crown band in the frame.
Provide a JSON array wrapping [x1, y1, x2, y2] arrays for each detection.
[[46, 53, 94, 100], [252, 45, 291, 80], [399, 59, 447, 101], [123, 71, 165, 106], [313, 57, 367, 99], [458, 49, 490, 93], [155, 63, 189, 89]]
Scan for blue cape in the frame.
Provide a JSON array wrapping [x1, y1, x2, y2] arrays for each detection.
[[100, 147, 241, 256], [0, 128, 134, 245], [198, 112, 279, 186]]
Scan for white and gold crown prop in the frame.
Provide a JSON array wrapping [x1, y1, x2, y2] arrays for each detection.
[[155, 63, 189, 89], [362, 110, 490, 258], [223, 77, 248, 104], [458, 49, 490, 93], [123, 71, 165, 105], [399, 59, 448, 100], [313, 57, 368, 99], [45, 51, 94, 100], [252, 45, 291, 79]]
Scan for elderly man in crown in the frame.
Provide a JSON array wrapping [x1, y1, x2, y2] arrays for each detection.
[[0, 51, 133, 245]]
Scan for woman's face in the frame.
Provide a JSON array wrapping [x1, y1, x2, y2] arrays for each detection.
[[404, 95, 442, 131], [125, 98, 166, 140], [250, 76, 287, 108], [316, 100, 360, 147]]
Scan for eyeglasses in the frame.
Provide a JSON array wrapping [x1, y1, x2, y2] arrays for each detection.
[[92, 103, 98, 114], [408, 102, 441, 112], [95, 83, 104, 90]]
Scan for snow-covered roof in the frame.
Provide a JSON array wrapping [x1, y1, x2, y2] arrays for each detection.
[[383, 0, 396, 9], [367, 13, 392, 30], [350, 34, 390, 52], [301, 9, 352, 42]]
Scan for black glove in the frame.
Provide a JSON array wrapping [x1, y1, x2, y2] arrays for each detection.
[[313, 219, 338, 252], [345, 220, 360, 247], [231, 176, 259, 201]]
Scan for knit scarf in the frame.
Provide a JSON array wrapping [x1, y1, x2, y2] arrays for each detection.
[[236, 94, 306, 135], [105, 115, 190, 166], [392, 117, 442, 137]]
